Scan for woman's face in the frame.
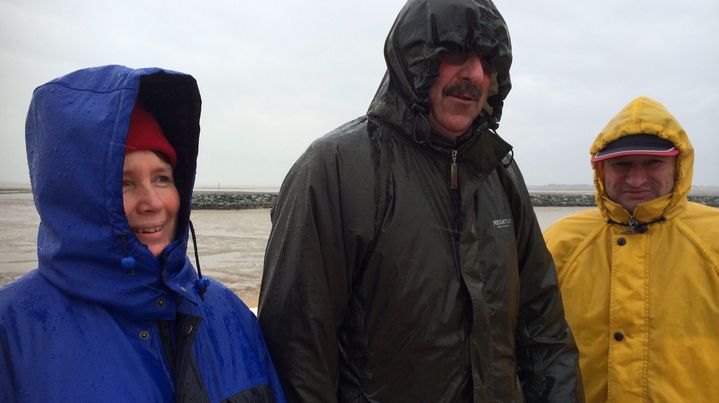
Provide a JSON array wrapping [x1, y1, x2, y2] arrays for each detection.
[[122, 150, 180, 257]]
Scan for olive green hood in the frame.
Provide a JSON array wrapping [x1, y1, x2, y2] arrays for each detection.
[[367, 0, 512, 142]]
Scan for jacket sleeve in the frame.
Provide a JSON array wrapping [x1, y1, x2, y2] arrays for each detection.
[[248, 304, 288, 403], [501, 162, 584, 402], [258, 131, 375, 403], [0, 323, 17, 403]]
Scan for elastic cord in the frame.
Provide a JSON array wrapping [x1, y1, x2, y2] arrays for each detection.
[[607, 216, 666, 233], [411, 103, 430, 144], [189, 220, 209, 298]]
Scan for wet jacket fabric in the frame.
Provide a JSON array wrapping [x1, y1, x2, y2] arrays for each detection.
[[0, 65, 285, 403], [259, 1, 582, 402], [544, 96, 719, 403]]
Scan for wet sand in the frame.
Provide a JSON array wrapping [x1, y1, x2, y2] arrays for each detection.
[[0, 191, 586, 306]]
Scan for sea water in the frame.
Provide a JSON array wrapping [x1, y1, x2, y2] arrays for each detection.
[[0, 191, 586, 305]]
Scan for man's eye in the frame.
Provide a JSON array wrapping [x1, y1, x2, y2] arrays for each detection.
[[442, 53, 469, 65], [481, 60, 493, 74]]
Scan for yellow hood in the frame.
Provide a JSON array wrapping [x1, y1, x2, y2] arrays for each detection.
[[590, 96, 694, 223]]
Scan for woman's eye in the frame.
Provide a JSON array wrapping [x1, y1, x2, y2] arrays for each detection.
[[155, 175, 174, 185], [122, 179, 134, 192]]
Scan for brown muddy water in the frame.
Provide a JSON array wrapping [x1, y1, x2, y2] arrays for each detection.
[[0, 191, 585, 307]]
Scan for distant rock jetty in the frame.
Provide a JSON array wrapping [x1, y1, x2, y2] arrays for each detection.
[[192, 191, 277, 209], [530, 193, 596, 207], [531, 193, 719, 207], [192, 191, 719, 209]]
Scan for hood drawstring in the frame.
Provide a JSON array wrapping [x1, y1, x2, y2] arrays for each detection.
[[501, 149, 514, 168], [411, 103, 431, 144], [118, 233, 136, 272], [608, 216, 666, 234], [484, 126, 514, 168], [487, 116, 499, 131], [189, 220, 209, 299]]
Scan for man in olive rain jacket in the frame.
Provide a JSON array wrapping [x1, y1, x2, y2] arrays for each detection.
[[259, 0, 583, 401], [544, 96, 719, 403]]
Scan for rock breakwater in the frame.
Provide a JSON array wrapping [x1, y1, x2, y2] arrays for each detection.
[[192, 191, 277, 209], [192, 191, 719, 209], [530, 193, 719, 207]]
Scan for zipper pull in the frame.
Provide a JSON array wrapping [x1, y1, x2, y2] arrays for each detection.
[[450, 149, 458, 190], [628, 217, 648, 233]]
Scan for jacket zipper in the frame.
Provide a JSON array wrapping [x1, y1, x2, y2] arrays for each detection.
[[449, 148, 470, 373], [174, 316, 210, 402], [449, 149, 462, 277], [159, 320, 177, 378], [450, 149, 459, 190]]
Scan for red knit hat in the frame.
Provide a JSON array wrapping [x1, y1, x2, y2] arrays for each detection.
[[125, 103, 177, 167]]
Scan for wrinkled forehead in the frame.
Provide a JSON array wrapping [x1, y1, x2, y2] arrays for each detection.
[[602, 154, 679, 164]]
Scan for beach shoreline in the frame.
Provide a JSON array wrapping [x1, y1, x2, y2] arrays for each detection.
[[2, 188, 718, 307]]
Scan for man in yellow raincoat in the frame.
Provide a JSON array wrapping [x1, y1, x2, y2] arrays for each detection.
[[544, 96, 719, 403]]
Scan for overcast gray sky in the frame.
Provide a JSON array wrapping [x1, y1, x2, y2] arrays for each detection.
[[1, 0, 717, 189]]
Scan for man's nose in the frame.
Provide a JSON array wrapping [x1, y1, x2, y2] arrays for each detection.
[[625, 166, 648, 187], [459, 55, 486, 81]]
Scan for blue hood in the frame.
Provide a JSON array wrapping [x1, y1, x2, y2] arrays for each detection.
[[26, 65, 203, 320]]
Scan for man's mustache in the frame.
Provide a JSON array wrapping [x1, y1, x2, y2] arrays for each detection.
[[443, 82, 483, 101]]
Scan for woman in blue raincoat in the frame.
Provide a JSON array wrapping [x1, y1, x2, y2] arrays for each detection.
[[0, 65, 285, 403]]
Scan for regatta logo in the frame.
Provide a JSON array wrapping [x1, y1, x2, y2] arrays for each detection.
[[492, 218, 512, 229]]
